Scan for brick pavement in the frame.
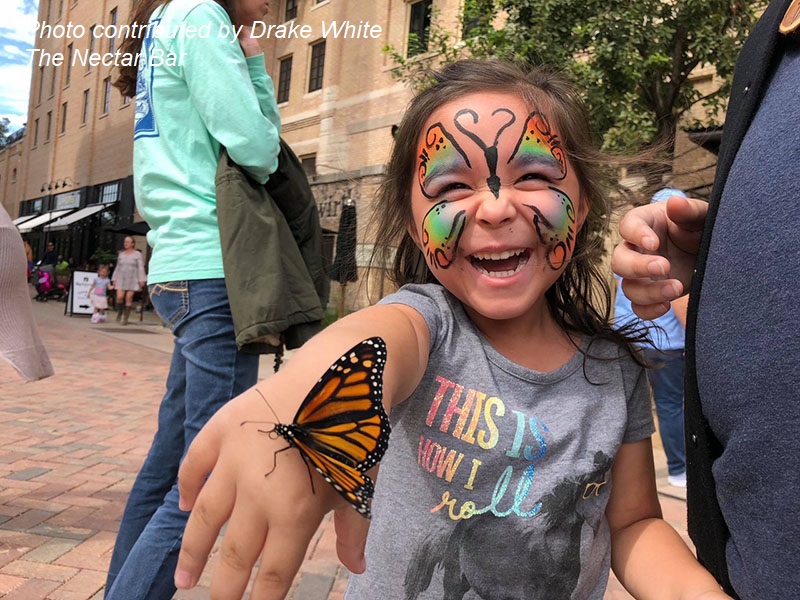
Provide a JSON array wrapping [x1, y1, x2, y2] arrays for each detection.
[[0, 299, 690, 599]]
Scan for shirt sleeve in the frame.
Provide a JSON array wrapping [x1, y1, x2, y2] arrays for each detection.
[[246, 54, 282, 131], [176, 3, 281, 183], [378, 284, 446, 352]]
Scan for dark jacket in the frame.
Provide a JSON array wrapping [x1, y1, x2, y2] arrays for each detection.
[[684, 1, 793, 595], [216, 140, 330, 355]]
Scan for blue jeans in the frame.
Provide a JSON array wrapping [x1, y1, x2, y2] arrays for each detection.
[[644, 348, 686, 476], [105, 279, 258, 599]]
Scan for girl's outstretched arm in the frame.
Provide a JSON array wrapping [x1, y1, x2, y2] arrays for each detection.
[[607, 439, 730, 599], [174, 304, 430, 599]]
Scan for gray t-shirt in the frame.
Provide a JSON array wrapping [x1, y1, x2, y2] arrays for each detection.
[[346, 284, 653, 600]]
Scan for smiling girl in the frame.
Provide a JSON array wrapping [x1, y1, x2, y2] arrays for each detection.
[[171, 60, 729, 600]]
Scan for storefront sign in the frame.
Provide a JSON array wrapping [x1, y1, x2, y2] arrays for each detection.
[[68, 270, 95, 316], [55, 190, 81, 210]]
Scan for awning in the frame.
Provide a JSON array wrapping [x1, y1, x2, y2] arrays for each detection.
[[17, 209, 75, 233], [45, 203, 112, 231], [12, 214, 39, 226]]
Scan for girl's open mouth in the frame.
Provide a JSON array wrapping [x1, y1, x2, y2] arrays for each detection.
[[470, 249, 530, 278]]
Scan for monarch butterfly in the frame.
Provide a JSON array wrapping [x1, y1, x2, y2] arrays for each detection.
[[255, 337, 391, 517]]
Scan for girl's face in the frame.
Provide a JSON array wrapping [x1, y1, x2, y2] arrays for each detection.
[[409, 91, 587, 325], [123, 236, 134, 250], [99, 267, 108, 278]]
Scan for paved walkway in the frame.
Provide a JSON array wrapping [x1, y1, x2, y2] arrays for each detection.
[[0, 299, 689, 599]]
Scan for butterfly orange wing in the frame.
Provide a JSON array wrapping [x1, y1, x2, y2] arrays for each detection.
[[280, 337, 390, 515]]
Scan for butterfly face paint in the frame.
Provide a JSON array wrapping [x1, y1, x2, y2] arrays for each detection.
[[418, 123, 471, 199], [525, 186, 577, 270], [417, 110, 524, 268], [509, 112, 568, 180], [453, 107, 517, 198], [422, 201, 467, 269], [414, 95, 582, 278], [418, 122, 472, 269]]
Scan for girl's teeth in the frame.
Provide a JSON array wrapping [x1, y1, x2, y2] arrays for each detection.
[[474, 255, 529, 277], [473, 249, 522, 260]]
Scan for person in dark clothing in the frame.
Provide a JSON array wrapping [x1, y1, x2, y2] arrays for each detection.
[[612, 1, 800, 597], [40, 241, 59, 268]]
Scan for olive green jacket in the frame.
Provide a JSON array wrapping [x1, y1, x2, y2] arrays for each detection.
[[216, 141, 329, 355]]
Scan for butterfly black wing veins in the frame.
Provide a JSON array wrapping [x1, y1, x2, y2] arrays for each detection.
[[271, 337, 391, 517]]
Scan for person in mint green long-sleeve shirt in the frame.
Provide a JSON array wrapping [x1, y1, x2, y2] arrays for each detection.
[[104, 1, 280, 598]]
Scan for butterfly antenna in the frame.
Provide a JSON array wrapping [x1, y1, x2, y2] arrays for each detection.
[[240, 388, 281, 428]]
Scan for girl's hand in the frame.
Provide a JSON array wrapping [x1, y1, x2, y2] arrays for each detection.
[[611, 195, 707, 320], [174, 389, 368, 598], [237, 26, 263, 57]]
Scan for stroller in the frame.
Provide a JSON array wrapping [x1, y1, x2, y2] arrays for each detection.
[[31, 263, 67, 302]]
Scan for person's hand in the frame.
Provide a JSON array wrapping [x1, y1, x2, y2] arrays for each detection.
[[174, 389, 370, 599], [139, 281, 146, 289], [237, 25, 263, 57], [612, 195, 707, 320]]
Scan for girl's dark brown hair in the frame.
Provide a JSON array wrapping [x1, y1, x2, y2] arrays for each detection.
[[370, 59, 650, 360], [114, 0, 236, 98]]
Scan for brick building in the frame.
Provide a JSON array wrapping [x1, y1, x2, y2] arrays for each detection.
[[1, 0, 720, 310], [0, 0, 453, 310]]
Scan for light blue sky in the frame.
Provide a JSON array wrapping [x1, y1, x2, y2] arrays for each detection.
[[1, 0, 39, 133]]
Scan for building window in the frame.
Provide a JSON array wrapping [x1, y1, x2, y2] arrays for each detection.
[[56, 0, 63, 20], [60, 102, 68, 133], [300, 154, 317, 177], [45, 0, 52, 21], [12, 168, 17, 182], [65, 43, 73, 86], [88, 26, 96, 71], [308, 41, 325, 92], [33, 118, 39, 146], [102, 77, 111, 114], [122, 95, 131, 106], [50, 65, 58, 97], [284, 0, 297, 21], [45, 111, 52, 141], [98, 181, 120, 204], [408, 0, 432, 57], [109, 8, 118, 54], [82, 89, 90, 123], [277, 55, 292, 103], [37, 66, 45, 103]]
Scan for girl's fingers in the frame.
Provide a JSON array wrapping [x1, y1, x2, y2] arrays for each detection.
[[250, 516, 325, 600], [207, 491, 269, 600], [333, 506, 369, 573], [178, 419, 223, 511], [175, 461, 235, 589]]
